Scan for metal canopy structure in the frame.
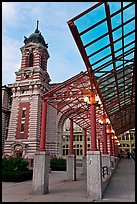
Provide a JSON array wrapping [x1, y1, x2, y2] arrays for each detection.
[[42, 70, 104, 139], [67, 2, 135, 135], [42, 2, 135, 138]]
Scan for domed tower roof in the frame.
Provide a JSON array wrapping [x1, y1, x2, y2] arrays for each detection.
[[23, 20, 48, 48]]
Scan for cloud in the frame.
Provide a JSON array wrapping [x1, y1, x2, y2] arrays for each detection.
[[2, 2, 21, 27], [2, 2, 96, 85], [2, 36, 21, 85]]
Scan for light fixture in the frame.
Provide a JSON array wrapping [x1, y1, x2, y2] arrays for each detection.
[[95, 95, 102, 106], [117, 142, 121, 146], [106, 125, 115, 134], [84, 96, 90, 103], [99, 114, 110, 125], [82, 89, 100, 106]]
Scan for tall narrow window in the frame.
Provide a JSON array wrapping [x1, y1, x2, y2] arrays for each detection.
[[22, 109, 26, 118], [29, 53, 33, 67], [20, 123, 25, 132]]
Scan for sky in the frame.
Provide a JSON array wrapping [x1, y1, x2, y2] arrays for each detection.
[[2, 2, 134, 86], [2, 2, 96, 85]]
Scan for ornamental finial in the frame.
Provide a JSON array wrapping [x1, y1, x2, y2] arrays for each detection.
[[36, 20, 39, 30]]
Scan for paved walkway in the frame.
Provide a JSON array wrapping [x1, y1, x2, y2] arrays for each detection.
[[2, 158, 135, 202], [96, 158, 135, 202]]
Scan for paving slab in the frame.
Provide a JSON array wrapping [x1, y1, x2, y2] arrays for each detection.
[[2, 159, 135, 202]]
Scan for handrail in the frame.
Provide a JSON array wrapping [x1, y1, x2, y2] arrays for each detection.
[[102, 166, 108, 178]]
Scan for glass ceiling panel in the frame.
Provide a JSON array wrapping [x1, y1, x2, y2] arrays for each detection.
[[108, 2, 121, 14], [75, 4, 105, 33], [124, 33, 135, 46], [67, 2, 135, 135], [123, 4, 135, 22], [124, 20, 135, 35]]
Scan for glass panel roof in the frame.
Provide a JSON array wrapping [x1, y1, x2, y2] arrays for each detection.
[[67, 2, 135, 135]]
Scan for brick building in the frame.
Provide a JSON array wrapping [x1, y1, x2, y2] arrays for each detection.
[[2, 23, 135, 163], [2, 85, 12, 154], [3, 23, 64, 162]]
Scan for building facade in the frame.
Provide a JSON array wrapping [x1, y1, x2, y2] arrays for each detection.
[[118, 129, 135, 157], [3, 24, 57, 163], [2, 24, 135, 163], [2, 85, 12, 154]]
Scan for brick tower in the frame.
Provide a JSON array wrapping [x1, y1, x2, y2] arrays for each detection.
[[4, 21, 51, 163]]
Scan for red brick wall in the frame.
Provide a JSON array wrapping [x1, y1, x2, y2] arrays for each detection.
[[16, 102, 30, 139]]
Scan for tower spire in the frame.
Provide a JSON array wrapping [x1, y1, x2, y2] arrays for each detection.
[[36, 20, 39, 30], [35, 20, 39, 33]]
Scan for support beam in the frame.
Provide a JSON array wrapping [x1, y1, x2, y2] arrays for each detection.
[[70, 118, 74, 155], [84, 128, 87, 156], [103, 123, 108, 154], [98, 139, 100, 151], [40, 100, 48, 151], [90, 105, 97, 151], [109, 134, 113, 156]]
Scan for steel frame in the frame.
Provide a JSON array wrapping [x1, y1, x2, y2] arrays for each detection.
[[67, 2, 135, 135], [41, 2, 135, 138], [42, 70, 104, 138]]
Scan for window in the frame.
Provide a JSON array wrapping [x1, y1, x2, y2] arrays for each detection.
[[73, 144, 83, 156], [20, 123, 25, 132], [25, 74, 29, 79], [22, 109, 26, 118], [123, 144, 125, 147], [130, 134, 134, 140], [126, 135, 129, 140], [80, 135, 82, 141], [29, 53, 33, 67], [87, 144, 90, 148], [62, 144, 70, 156]]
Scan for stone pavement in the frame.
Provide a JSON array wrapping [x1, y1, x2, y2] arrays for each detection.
[[2, 158, 135, 202], [95, 158, 135, 202]]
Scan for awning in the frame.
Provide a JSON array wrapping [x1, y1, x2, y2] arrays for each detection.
[[67, 2, 135, 135]]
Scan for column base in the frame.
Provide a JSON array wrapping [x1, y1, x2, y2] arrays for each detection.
[[87, 150, 102, 201], [32, 151, 50, 195], [67, 154, 76, 181]]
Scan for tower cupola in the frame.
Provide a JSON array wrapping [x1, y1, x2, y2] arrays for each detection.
[[24, 20, 48, 48]]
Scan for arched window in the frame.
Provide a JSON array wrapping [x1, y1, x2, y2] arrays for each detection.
[[29, 53, 33, 67]]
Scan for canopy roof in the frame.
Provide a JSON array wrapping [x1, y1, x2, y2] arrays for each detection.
[[67, 2, 135, 135], [42, 2, 135, 136], [42, 70, 104, 139]]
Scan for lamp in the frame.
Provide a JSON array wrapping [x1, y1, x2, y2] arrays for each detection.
[[111, 135, 120, 145], [99, 114, 110, 125], [106, 125, 115, 134], [82, 90, 101, 107]]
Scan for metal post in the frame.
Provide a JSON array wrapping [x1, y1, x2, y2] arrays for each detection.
[[84, 128, 87, 156], [103, 123, 108, 154], [70, 118, 73, 155], [90, 105, 97, 151], [40, 100, 48, 151], [109, 134, 113, 156], [98, 139, 100, 151]]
